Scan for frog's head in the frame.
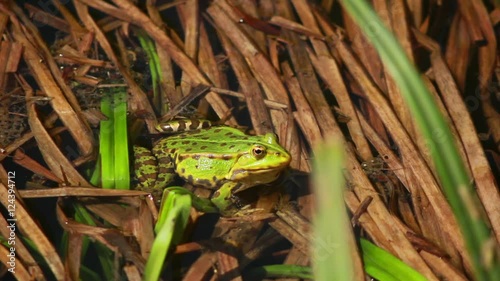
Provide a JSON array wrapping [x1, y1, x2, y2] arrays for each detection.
[[228, 133, 291, 187]]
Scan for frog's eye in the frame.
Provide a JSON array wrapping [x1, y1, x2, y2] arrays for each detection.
[[252, 145, 267, 159]]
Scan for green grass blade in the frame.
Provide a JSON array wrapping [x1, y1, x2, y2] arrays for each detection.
[[144, 194, 192, 281], [136, 30, 163, 113], [360, 238, 428, 281], [312, 138, 354, 280], [112, 88, 130, 189], [99, 93, 114, 189]]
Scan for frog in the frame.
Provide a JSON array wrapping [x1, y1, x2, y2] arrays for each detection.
[[134, 119, 291, 216]]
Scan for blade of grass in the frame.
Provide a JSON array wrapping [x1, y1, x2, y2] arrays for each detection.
[[100, 93, 114, 189], [339, 0, 499, 279], [312, 138, 355, 280], [144, 193, 192, 281], [136, 30, 163, 113], [360, 238, 428, 281], [112, 87, 130, 189]]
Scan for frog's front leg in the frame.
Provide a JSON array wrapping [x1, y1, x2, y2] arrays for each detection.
[[210, 182, 245, 216], [162, 182, 240, 214], [164, 182, 241, 215]]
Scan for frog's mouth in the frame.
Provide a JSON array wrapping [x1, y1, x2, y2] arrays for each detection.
[[230, 166, 286, 181]]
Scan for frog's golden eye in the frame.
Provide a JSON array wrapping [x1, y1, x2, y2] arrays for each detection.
[[252, 145, 266, 159]]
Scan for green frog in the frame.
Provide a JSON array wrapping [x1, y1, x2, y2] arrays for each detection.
[[134, 120, 291, 216]]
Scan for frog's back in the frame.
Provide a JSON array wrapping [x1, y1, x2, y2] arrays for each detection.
[[170, 126, 245, 140], [158, 126, 260, 153]]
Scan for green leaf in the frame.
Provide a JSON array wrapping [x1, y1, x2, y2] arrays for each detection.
[[361, 238, 427, 281]]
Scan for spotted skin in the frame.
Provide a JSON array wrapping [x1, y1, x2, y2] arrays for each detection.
[[134, 121, 291, 216], [155, 119, 211, 133]]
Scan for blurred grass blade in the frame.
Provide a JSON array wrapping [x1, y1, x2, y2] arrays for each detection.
[[312, 138, 353, 281], [360, 238, 427, 281], [339, 0, 499, 279]]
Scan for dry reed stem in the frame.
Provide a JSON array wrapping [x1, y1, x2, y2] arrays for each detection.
[[342, 5, 387, 93], [457, 0, 484, 43], [346, 151, 438, 279], [178, 0, 199, 96], [13, 150, 63, 183], [445, 14, 470, 91], [356, 112, 408, 188], [208, 0, 289, 131], [231, 0, 268, 55], [198, 23, 228, 89], [56, 47, 112, 67], [284, 30, 337, 137], [307, 46, 372, 159], [23, 3, 70, 32], [0, 42, 12, 89], [268, 217, 309, 255], [0, 131, 36, 163], [287, 1, 340, 137], [0, 12, 6, 35], [216, 251, 242, 281], [0, 182, 65, 279], [0, 178, 45, 279], [123, 264, 142, 280], [473, 1, 500, 154], [282, 62, 322, 147], [66, 232, 84, 280], [419, 75, 470, 174], [80, 0, 234, 125], [74, 1, 159, 132], [146, 0, 181, 110], [19, 78, 90, 185], [0, 41, 22, 88], [18, 187, 147, 198], [344, 191, 385, 246], [269, 16, 324, 39], [85, 201, 141, 229], [183, 252, 217, 280], [420, 251, 469, 281], [56, 203, 146, 270], [10, 6, 95, 157], [112, 0, 235, 124], [219, 28, 273, 134], [52, 0, 87, 35], [414, 30, 500, 244], [378, 0, 416, 140], [0, 245, 31, 280]]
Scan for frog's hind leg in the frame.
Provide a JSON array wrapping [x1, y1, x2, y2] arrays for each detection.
[[133, 146, 162, 192], [154, 151, 176, 190]]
